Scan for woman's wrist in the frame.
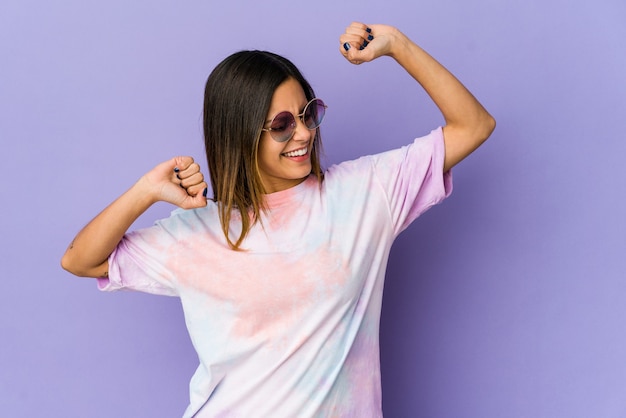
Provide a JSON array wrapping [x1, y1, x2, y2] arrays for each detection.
[[387, 28, 418, 63], [131, 175, 163, 208]]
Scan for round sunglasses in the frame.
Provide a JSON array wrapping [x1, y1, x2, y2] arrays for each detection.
[[261, 98, 327, 143]]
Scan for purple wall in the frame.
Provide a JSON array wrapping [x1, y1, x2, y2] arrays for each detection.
[[2, 0, 625, 416]]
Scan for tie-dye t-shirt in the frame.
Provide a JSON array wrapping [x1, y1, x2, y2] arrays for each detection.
[[98, 127, 453, 417]]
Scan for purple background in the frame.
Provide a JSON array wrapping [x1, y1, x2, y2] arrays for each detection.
[[1, 0, 625, 416]]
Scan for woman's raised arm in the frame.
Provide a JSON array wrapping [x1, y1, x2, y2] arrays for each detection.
[[61, 156, 207, 278], [339, 22, 496, 171]]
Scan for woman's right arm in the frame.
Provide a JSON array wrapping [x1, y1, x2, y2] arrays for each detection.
[[61, 156, 208, 278]]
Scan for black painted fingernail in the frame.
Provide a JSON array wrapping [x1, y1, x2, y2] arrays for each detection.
[[176, 174, 181, 180], [366, 27, 372, 33], [361, 40, 369, 49], [343, 42, 351, 51], [203, 188, 208, 197], [174, 167, 180, 173], [367, 34, 374, 41]]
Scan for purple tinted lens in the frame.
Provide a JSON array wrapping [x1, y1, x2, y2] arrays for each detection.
[[304, 99, 326, 129], [270, 112, 296, 142]]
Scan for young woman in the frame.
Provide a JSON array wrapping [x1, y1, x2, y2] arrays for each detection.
[[62, 22, 495, 417]]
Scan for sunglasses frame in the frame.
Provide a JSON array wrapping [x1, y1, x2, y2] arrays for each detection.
[[261, 98, 327, 143]]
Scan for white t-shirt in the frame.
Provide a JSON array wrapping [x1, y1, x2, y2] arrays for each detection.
[[98, 128, 453, 417]]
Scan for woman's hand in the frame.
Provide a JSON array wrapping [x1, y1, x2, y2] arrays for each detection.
[[339, 22, 403, 65], [140, 156, 208, 210]]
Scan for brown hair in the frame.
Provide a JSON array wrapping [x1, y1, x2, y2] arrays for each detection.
[[203, 50, 323, 250]]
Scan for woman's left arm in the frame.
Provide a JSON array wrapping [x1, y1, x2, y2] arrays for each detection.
[[340, 22, 496, 172]]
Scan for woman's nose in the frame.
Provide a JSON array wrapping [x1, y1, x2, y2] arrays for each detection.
[[291, 117, 312, 142]]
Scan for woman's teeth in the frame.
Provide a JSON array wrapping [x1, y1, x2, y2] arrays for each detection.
[[283, 147, 307, 157]]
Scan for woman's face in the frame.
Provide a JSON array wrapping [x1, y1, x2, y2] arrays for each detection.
[[257, 78, 315, 194]]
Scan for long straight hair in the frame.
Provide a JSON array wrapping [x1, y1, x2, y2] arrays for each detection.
[[203, 50, 323, 250]]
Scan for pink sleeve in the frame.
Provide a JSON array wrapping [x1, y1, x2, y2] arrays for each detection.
[[97, 225, 179, 297], [371, 127, 453, 236]]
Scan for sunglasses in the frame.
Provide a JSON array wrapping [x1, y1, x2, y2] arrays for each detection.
[[262, 98, 327, 143]]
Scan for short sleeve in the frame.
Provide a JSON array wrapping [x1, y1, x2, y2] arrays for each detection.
[[370, 127, 453, 236], [97, 222, 179, 297]]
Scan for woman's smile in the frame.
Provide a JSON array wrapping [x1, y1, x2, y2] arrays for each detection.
[[282, 145, 309, 159]]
